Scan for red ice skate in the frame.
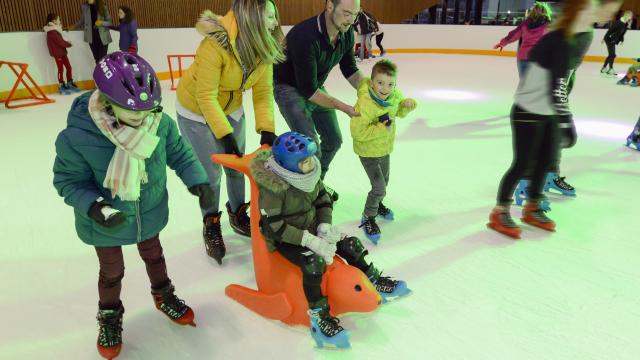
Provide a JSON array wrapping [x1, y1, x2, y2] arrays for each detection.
[[521, 202, 556, 232], [152, 283, 196, 327], [487, 207, 522, 239]]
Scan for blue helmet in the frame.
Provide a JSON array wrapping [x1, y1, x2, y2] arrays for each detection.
[[272, 132, 317, 173]]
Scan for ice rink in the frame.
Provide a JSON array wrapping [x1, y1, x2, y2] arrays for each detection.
[[1, 53, 639, 359]]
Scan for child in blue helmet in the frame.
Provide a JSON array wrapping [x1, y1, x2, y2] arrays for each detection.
[[250, 131, 411, 349]]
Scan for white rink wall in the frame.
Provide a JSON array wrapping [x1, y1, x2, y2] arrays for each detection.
[[1, 25, 639, 91]]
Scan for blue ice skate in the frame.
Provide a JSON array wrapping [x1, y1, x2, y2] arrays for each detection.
[[514, 180, 551, 211], [308, 304, 350, 349], [367, 268, 411, 304], [359, 216, 381, 245], [377, 202, 395, 221], [66, 80, 81, 93], [58, 83, 70, 95], [543, 172, 576, 197], [626, 134, 640, 151]]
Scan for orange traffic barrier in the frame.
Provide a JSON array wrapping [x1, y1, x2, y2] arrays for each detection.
[[212, 147, 381, 326], [0, 61, 55, 109], [166, 54, 195, 91]]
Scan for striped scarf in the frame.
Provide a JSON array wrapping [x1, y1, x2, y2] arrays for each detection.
[[89, 91, 161, 201]]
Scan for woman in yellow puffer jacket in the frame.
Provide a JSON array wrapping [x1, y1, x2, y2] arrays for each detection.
[[350, 60, 417, 244], [176, 0, 285, 257]]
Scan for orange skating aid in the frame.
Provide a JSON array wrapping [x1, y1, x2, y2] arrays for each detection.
[[212, 147, 381, 327], [487, 207, 522, 239], [521, 203, 556, 232]]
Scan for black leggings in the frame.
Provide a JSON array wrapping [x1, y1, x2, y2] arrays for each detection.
[[90, 41, 109, 64], [375, 32, 384, 53], [275, 237, 370, 305], [497, 106, 559, 204], [603, 42, 617, 69]]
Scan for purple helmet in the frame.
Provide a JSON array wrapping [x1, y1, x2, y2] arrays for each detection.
[[93, 51, 161, 111]]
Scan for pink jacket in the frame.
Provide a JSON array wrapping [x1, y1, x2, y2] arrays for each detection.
[[499, 20, 548, 60]]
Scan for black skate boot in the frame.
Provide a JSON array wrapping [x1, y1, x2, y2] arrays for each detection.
[[151, 283, 195, 327], [203, 212, 225, 265], [96, 303, 124, 360], [359, 216, 381, 245], [365, 266, 411, 303], [226, 201, 250, 237]]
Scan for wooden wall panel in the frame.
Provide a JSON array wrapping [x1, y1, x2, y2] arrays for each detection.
[[1, 0, 439, 32]]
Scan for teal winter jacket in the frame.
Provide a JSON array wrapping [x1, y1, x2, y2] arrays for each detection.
[[53, 92, 208, 246]]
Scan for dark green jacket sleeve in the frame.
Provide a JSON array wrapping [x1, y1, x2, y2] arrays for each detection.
[[315, 182, 333, 225], [52, 132, 102, 216]]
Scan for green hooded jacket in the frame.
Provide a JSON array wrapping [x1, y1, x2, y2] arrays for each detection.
[[250, 149, 333, 252]]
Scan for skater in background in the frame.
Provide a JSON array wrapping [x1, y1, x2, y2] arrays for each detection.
[[44, 13, 81, 94], [373, 16, 386, 56], [53, 52, 214, 359], [350, 60, 416, 244], [616, 57, 639, 86], [354, 9, 376, 60], [71, 0, 113, 63], [600, 10, 633, 75], [493, 2, 552, 78], [175, 0, 283, 258], [274, 0, 365, 202], [110, 6, 138, 53], [252, 132, 410, 349], [487, 0, 624, 239], [626, 117, 640, 150]]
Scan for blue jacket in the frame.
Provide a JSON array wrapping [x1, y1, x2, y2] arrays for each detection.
[[53, 92, 208, 247]]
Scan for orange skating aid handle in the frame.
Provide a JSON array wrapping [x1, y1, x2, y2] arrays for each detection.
[[212, 147, 380, 326]]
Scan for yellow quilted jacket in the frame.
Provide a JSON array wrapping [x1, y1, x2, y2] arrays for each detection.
[[350, 79, 411, 158], [176, 10, 275, 139]]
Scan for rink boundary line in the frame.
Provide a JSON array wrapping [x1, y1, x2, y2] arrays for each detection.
[[1, 51, 635, 101]]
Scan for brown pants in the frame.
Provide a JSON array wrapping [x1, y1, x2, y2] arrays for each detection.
[[95, 235, 170, 309]]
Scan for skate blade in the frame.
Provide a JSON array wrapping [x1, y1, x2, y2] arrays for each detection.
[[486, 223, 521, 239], [520, 219, 556, 232]]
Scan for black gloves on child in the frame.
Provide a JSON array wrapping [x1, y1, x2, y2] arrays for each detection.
[[88, 197, 126, 228], [221, 134, 242, 157], [188, 184, 215, 210], [378, 113, 392, 127], [260, 131, 277, 146]]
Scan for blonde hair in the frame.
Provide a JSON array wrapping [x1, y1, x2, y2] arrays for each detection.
[[527, 2, 553, 23], [233, 0, 285, 71]]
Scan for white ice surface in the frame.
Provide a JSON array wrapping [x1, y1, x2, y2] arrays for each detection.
[[1, 54, 639, 360]]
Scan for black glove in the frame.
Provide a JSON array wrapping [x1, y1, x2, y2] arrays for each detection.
[[260, 131, 277, 146], [221, 134, 242, 157], [378, 113, 392, 127], [188, 184, 215, 210], [88, 197, 126, 228], [558, 115, 577, 149]]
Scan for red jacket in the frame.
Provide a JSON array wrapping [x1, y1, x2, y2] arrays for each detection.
[[44, 23, 71, 58]]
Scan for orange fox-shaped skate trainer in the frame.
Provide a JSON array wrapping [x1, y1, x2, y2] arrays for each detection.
[[212, 147, 381, 326]]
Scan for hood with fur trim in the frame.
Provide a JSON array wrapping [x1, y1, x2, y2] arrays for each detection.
[[43, 22, 62, 33], [250, 149, 290, 194], [195, 10, 238, 52]]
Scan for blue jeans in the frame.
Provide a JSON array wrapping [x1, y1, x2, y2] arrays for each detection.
[[517, 60, 530, 79], [274, 83, 342, 179], [176, 113, 246, 216]]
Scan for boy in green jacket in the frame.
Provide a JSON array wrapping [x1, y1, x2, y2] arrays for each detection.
[[251, 131, 410, 349], [350, 59, 417, 244], [53, 52, 214, 359]]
